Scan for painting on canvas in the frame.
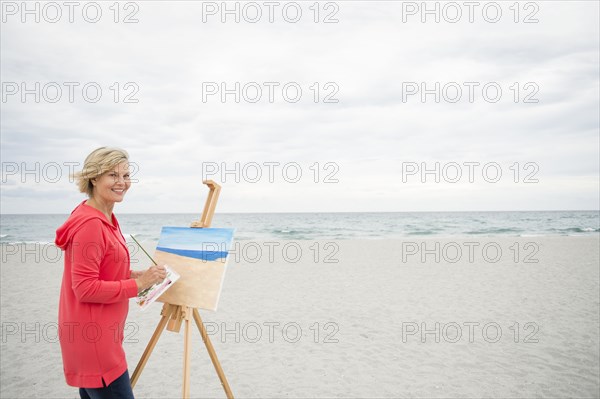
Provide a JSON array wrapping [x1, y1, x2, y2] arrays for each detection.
[[154, 227, 235, 311]]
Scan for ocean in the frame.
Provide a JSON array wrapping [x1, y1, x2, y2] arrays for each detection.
[[1, 211, 598, 244]]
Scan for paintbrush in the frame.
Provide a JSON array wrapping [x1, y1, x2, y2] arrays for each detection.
[[129, 234, 158, 266]]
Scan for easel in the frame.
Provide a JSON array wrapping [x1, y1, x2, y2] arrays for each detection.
[[130, 180, 234, 399]]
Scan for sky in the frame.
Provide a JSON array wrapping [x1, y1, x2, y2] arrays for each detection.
[[1, 1, 598, 214]]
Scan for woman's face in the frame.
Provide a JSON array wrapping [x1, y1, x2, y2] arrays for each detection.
[[91, 162, 131, 204]]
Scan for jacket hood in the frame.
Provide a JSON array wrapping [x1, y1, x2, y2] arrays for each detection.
[[55, 201, 116, 249]]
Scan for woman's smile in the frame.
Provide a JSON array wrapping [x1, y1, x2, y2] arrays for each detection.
[[93, 163, 131, 204]]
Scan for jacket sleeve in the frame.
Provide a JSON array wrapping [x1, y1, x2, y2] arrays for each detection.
[[70, 219, 139, 303]]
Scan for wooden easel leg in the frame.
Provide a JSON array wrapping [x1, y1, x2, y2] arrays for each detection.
[[182, 307, 192, 399], [192, 308, 234, 399], [130, 304, 174, 388]]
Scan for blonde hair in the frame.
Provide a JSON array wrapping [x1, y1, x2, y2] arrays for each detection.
[[74, 147, 129, 197]]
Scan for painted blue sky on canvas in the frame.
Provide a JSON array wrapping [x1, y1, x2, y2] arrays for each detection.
[[157, 227, 235, 251]]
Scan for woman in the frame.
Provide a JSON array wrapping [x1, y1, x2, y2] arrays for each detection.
[[55, 147, 166, 399]]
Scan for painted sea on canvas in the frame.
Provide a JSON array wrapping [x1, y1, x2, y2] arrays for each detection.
[[153, 227, 235, 311]]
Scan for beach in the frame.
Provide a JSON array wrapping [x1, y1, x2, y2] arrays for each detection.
[[1, 236, 599, 398]]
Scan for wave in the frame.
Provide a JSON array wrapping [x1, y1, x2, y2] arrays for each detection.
[[406, 230, 438, 236], [556, 227, 600, 234], [270, 229, 311, 239], [1, 241, 55, 245], [465, 228, 524, 235], [268, 229, 308, 235]]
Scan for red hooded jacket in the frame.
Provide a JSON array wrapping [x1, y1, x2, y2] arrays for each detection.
[[55, 200, 139, 388]]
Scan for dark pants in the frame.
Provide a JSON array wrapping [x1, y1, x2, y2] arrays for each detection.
[[79, 369, 135, 399]]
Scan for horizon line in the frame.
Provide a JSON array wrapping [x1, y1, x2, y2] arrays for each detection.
[[1, 209, 599, 216]]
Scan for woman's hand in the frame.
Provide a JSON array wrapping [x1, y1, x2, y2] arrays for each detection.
[[130, 270, 144, 279], [135, 265, 167, 291]]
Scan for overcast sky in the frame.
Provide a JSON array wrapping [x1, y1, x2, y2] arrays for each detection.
[[1, 1, 598, 213]]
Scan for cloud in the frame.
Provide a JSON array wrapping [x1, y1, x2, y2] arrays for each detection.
[[1, 1, 598, 213]]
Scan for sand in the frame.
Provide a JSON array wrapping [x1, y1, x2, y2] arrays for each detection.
[[1, 236, 599, 398]]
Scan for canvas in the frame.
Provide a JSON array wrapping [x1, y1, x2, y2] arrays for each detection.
[[154, 227, 235, 311]]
